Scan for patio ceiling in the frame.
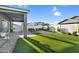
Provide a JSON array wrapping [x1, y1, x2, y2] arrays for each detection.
[[4, 13, 24, 22]]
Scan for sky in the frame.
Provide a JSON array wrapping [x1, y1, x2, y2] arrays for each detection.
[[8, 5, 79, 25]]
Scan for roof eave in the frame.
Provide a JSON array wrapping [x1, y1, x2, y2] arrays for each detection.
[[0, 6, 29, 13]]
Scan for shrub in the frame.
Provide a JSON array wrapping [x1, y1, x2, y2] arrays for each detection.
[[61, 32, 67, 34], [42, 26, 49, 31], [57, 27, 61, 32], [28, 28, 35, 31], [72, 31, 77, 36], [68, 33, 72, 35]]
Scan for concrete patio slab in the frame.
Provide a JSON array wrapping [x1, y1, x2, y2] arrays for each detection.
[[0, 39, 8, 48], [0, 33, 19, 53]]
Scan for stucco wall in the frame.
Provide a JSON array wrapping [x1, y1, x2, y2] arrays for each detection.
[[59, 24, 79, 33], [49, 27, 55, 32], [27, 25, 43, 30]]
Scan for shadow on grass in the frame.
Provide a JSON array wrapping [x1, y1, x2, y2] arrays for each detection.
[[61, 44, 79, 53], [31, 31, 76, 45], [26, 37, 56, 53], [13, 38, 38, 53]]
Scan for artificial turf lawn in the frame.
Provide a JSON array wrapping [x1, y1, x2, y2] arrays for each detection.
[[31, 35, 74, 52], [13, 38, 38, 53], [31, 32, 79, 52], [45, 33, 79, 45], [26, 37, 55, 53], [43, 33, 79, 52], [13, 32, 79, 53]]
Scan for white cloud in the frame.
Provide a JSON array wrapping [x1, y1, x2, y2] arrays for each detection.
[[52, 6, 62, 16], [52, 6, 58, 12], [53, 11, 62, 16]]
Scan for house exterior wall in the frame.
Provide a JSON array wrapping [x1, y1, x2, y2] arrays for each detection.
[[59, 24, 79, 33], [27, 25, 43, 31], [34, 25, 43, 29], [49, 27, 55, 32]]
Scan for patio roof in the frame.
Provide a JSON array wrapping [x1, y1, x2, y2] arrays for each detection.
[[0, 6, 28, 14], [0, 6, 29, 22]]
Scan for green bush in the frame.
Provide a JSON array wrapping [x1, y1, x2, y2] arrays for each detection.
[[72, 31, 77, 36], [68, 32, 72, 35], [42, 24, 49, 31], [28, 28, 35, 31], [57, 27, 61, 32]]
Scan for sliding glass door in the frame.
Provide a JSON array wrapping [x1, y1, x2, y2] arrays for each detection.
[[0, 20, 9, 33]]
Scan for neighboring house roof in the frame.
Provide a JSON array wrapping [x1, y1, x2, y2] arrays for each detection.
[[70, 16, 79, 19], [58, 19, 68, 24], [58, 16, 79, 24]]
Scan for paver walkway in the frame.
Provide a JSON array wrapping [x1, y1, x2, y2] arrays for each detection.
[[0, 32, 19, 53]]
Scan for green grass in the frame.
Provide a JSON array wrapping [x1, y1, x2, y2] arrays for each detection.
[[32, 31, 79, 45], [22, 37, 45, 53], [31, 35, 74, 52], [45, 33, 79, 45], [43, 33, 79, 52], [13, 31, 79, 53], [13, 38, 38, 53], [26, 37, 55, 53], [31, 32, 79, 52]]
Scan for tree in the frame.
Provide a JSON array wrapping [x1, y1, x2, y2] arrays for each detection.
[[57, 26, 61, 32], [42, 23, 49, 31]]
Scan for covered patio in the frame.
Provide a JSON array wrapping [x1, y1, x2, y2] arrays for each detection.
[[0, 6, 28, 37]]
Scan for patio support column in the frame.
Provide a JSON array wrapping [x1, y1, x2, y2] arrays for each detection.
[[9, 21, 13, 32], [23, 13, 27, 38], [9, 20, 11, 32]]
